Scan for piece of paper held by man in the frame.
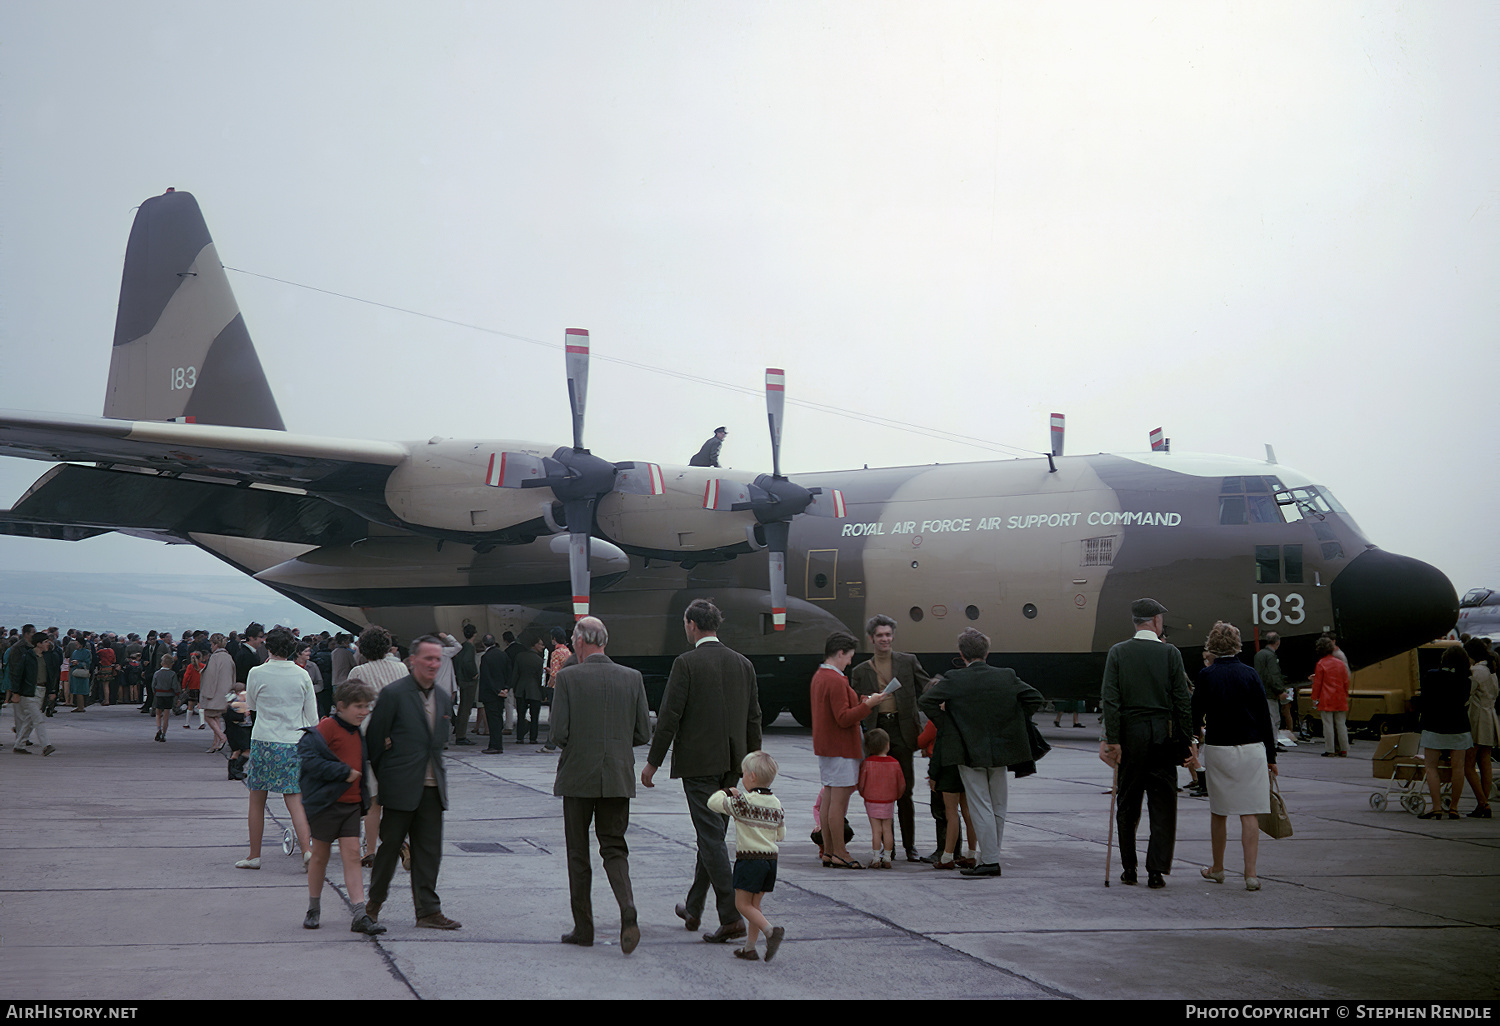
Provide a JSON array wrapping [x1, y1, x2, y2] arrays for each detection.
[[881, 678, 902, 696]]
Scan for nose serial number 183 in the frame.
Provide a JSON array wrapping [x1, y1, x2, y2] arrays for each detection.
[[1250, 593, 1305, 626], [169, 366, 197, 390]]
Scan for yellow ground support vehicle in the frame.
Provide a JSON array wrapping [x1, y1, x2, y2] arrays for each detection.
[[1295, 640, 1460, 738]]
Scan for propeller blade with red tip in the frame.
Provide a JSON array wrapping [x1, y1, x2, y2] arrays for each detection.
[[764, 520, 790, 631], [765, 368, 785, 479], [565, 328, 589, 451]]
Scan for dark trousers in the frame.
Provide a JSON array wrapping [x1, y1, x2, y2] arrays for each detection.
[[681, 773, 740, 927], [1116, 720, 1180, 875], [454, 681, 478, 740], [369, 785, 445, 918], [892, 744, 917, 853], [315, 686, 333, 720], [562, 796, 636, 938], [480, 697, 505, 750], [516, 699, 542, 743]]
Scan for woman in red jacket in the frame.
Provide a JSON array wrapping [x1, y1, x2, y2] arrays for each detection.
[[1311, 636, 1351, 757], [811, 631, 882, 869]]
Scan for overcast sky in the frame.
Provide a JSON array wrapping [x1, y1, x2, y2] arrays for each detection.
[[0, 1, 1496, 605]]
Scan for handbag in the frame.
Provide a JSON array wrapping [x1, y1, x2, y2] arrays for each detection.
[[1257, 778, 1293, 839]]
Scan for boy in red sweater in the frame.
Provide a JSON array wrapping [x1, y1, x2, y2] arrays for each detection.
[[858, 728, 906, 869], [297, 680, 384, 935]]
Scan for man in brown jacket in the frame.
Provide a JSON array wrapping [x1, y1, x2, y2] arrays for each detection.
[[642, 598, 761, 944], [850, 613, 932, 862], [551, 616, 651, 953]]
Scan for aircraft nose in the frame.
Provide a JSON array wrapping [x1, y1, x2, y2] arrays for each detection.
[[1330, 548, 1458, 670]]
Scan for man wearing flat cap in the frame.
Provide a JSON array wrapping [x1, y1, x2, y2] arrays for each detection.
[[1100, 598, 1196, 889], [689, 427, 728, 468]]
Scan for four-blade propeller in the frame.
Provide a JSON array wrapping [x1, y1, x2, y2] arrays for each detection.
[[702, 368, 846, 630], [484, 329, 664, 620]]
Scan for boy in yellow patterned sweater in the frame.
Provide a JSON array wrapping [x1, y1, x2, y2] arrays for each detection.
[[709, 750, 787, 961]]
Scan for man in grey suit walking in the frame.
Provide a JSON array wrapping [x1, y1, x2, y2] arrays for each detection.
[[551, 616, 651, 953], [641, 598, 761, 944]]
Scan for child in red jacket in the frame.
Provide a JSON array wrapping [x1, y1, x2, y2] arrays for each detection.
[[857, 728, 906, 869]]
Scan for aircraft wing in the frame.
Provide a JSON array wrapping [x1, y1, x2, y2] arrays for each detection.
[[0, 409, 408, 490]]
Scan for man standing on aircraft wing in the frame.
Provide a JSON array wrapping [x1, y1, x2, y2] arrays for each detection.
[[688, 427, 728, 468], [642, 598, 760, 944], [850, 614, 932, 862], [1100, 599, 1197, 889]]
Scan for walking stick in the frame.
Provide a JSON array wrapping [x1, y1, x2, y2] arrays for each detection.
[[1104, 765, 1118, 887]]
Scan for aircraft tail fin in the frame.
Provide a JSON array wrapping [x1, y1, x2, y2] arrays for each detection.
[[104, 189, 285, 430]]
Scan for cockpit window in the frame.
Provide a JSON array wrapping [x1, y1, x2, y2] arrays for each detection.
[[1461, 589, 1493, 608], [1273, 486, 1332, 523], [1220, 477, 1284, 524]]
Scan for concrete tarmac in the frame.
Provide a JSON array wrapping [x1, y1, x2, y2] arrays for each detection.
[[1, 702, 1496, 1001]]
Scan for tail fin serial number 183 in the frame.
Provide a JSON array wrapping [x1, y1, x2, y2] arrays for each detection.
[[1251, 593, 1305, 626], [169, 366, 198, 390]]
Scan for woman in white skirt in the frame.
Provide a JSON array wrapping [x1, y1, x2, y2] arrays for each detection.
[[1192, 622, 1279, 891]]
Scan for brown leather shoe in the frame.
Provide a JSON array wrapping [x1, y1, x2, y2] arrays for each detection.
[[674, 903, 700, 931], [620, 919, 640, 955], [702, 920, 747, 944], [415, 912, 462, 930], [560, 929, 593, 946]]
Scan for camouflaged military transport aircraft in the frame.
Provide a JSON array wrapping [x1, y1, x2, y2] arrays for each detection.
[[0, 191, 1459, 721]]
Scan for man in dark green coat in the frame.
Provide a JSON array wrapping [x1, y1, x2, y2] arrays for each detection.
[[1100, 598, 1196, 889]]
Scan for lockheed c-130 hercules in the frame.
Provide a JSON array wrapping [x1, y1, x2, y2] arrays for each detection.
[[0, 190, 1459, 723]]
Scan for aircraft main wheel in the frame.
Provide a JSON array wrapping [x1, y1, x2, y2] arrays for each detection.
[[759, 701, 782, 728], [789, 702, 814, 729], [1370, 793, 1386, 811]]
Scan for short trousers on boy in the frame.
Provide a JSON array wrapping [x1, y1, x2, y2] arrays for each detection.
[[246, 739, 301, 793], [817, 755, 859, 788], [733, 857, 777, 894], [864, 799, 895, 819], [153, 695, 175, 711], [186, 689, 200, 701], [309, 801, 362, 843]]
